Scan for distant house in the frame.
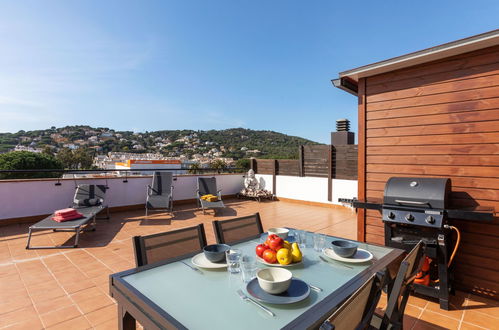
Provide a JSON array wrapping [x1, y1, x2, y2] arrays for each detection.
[[13, 145, 42, 153]]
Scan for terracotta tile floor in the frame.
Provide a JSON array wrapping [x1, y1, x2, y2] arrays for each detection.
[[0, 199, 497, 329]]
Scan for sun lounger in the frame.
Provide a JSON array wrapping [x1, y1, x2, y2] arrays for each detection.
[[26, 184, 109, 249]]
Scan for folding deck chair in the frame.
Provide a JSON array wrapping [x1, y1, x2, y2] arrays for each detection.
[[145, 172, 174, 217], [196, 177, 225, 214], [26, 184, 109, 249]]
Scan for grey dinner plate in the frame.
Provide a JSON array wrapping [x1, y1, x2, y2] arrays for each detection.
[[246, 278, 310, 304]]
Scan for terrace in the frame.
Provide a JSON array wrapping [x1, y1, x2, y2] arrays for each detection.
[[0, 173, 498, 329]]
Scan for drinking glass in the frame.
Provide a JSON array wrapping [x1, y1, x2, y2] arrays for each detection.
[[306, 232, 314, 248], [314, 233, 326, 252], [240, 255, 258, 283], [226, 249, 242, 274], [298, 231, 307, 249]]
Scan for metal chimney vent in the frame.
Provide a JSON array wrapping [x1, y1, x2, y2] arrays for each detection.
[[336, 119, 350, 132]]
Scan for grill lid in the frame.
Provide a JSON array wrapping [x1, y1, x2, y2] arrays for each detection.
[[383, 177, 451, 209]]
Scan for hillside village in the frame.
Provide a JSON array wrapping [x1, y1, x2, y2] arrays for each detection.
[[1, 126, 318, 167]]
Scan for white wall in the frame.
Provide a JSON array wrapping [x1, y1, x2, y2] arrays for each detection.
[[0, 174, 244, 220], [255, 174, 357, 205]]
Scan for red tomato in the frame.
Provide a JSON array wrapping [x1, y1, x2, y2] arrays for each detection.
[[255, 244, 268, 257], [263, 249, 277, 264], [268, 235, 284, 252]]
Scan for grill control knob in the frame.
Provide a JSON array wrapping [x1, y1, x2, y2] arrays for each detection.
[[388, 212, 396, 220], [405, 213, 415, 222], [426, 216, 436, 224]]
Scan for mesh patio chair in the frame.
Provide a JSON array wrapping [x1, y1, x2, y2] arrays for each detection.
[[196, 177, 225, 214], [145, 172, 174, 217], [133, 224, 207, 267], [26, 184, 109, 249], [212, 213, 264, 245], [371, 240, 425, 330], [320, 274, 382, 330]]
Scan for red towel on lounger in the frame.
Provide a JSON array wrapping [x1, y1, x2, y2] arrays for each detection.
[[52, 208, 84, 222]]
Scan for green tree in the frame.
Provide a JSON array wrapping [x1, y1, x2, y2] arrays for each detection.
[[188, 162, 201, 174], [56, 148, 74, 169], [236, 158, 250, 170], [210, 159, 227, 172], [73, 147, 94, 169], [56, 147, 94, 169], [42, 145, 54, 157], [0, 151, 63, 179]]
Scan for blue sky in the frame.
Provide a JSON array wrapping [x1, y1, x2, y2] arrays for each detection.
[[0, 1, 498, 143]]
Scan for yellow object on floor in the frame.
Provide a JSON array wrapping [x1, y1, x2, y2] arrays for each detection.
[[201, 194, 219, 202]]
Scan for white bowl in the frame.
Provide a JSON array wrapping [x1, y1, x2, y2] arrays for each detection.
[[267, 227, 289, 239], [256, 268, 292, 294]]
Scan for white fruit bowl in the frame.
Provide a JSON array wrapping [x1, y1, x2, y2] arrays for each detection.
[[256, 268, 292, 294], [267, 227, 289, 239]]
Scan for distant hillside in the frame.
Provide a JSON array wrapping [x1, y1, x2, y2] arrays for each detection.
[[0, 126, 320, 159]]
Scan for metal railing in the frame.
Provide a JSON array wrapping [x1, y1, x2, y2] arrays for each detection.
[[0, 167, 247, 180]]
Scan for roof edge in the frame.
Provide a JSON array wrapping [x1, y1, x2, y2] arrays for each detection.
[[339, 29, 499, 82]]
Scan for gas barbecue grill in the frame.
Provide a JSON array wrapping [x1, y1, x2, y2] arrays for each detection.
[[340, 177, 494, 310]]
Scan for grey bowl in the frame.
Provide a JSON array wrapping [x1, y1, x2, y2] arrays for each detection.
[[203, 244, 231, 263], [331, 240, 358, 258]]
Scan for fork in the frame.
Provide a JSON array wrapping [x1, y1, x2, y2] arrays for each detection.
[[180, 261, 203, 274], [236, 289, 275, 317]]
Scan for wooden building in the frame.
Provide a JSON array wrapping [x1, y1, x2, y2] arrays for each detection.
[[335, 29, 499, 298]]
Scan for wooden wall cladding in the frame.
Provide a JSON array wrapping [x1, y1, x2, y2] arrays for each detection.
[[360, 44, 499, 299]]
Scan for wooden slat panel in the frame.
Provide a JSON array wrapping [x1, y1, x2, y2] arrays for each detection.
[[255, 159, 275, 175], [368, 109, 499, 130], [366, 155, 499, 166], [368, 119, 499, 136], [366, 173, 499, 190], [367, 144, 499, 155], [367, 132, 499, 146], [454, 274, 498, 297], [367, 45, 499, 86], [277, 159, 299, 176], [367, 164, 499, 178], [367, 185, 499, 202], [367, 85, 499, 112], [452, 219, 499, 236], [368, 73, 499, 103], [366, 216, 383, 228], [368, 61, 499, 95], [368, 98, 499, 120], [365, 233, 384, 245]]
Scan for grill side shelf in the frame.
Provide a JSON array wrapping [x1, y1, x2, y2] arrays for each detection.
[[338, 198, 382, 211], [446, 207, 495, 222]]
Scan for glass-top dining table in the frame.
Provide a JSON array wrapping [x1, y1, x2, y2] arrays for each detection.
[[109, 230, 404, 330]]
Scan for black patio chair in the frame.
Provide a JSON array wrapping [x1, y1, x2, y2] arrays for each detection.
[[320, 273, 382, 330], [212, 213, 264, 245], [145, 171, 174, 217], [371, 240, 425, 330], [133, 224, 207, 267]]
